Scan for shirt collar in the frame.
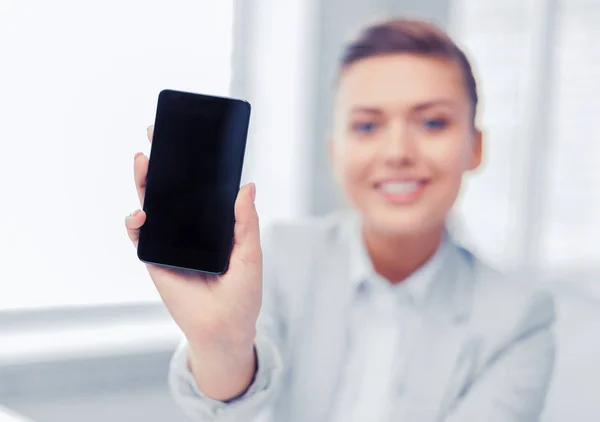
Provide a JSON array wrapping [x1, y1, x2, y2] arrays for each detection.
[[346, 212, 450, 306]]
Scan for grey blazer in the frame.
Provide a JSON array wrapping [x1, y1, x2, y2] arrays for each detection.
[[169, 212, 556, 422]]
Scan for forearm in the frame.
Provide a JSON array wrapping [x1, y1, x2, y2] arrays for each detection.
[[169, 334, 283, 421], [188, 343, 257, 402], [188, 341, 257, 402]]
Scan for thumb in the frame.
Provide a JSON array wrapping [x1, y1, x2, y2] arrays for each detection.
[[231, 183, 261, 265]]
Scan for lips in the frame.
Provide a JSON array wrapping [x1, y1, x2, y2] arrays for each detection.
[[374, 179, 428, 204], [378, 181, 422, 194]]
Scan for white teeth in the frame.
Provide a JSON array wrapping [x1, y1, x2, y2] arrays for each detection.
[[380, 181, 420, 194]]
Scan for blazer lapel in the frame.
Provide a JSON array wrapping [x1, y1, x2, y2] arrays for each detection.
[[287, 223, 355, 422], [402, 243, 476, 422]]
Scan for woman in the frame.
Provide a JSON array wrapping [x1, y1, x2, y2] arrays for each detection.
[[126, 18, 555, 422]]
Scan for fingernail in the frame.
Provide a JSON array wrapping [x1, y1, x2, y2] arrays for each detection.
[[129, 209, 141, 218], [146, 125, 152, 132], [134, 152, 144, 160], [250, 183, 256, 202]]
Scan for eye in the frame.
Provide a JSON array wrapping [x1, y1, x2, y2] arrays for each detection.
[[352, 121, 379, 134], [423, 118, 448, 130]]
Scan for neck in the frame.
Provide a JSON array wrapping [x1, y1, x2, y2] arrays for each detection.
[[362, 224, 445, 284]]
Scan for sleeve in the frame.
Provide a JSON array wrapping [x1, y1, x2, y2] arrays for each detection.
[[444, 292, 557, 422], [167, 224, 288, 422]]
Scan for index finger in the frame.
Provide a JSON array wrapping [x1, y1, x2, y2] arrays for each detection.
[[147, 125, 153, 142]]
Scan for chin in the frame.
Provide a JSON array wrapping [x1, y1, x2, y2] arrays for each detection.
[[364, 208, 444, 237]]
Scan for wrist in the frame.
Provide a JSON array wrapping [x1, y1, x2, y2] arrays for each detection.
[[188, 325, 256, 360], [187, 341, 257, 402], [189, 337, 255, 369]]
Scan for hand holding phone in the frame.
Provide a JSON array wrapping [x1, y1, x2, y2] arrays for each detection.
[[124, 91, 262, 401]]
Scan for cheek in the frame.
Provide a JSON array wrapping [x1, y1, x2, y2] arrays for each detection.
[[421, 141, 471, 208], [425, 139, 472, 176], [335, 146, 374, 194]]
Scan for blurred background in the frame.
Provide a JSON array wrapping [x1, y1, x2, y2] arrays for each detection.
[[0, 0, 598, 421]]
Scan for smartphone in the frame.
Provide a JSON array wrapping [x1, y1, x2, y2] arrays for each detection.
[[137, 89, 251, 274]]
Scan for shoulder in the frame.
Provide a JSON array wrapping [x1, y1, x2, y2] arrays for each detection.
[[470, 256, 555, 329], [261, 210, 349, 258], [259, 211, 349, 306], [464, 249, 556, 351], [258, 212, 353, 338]]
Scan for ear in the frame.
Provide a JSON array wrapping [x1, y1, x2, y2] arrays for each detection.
[[468, 128, 483, 171]]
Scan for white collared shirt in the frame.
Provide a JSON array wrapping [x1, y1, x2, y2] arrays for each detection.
[[329, 217, 449, 422]]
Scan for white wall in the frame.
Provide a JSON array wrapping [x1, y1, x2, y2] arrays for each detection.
[[0, 0, 233, 310]]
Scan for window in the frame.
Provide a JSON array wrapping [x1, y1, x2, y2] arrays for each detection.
[[0, 0, 234, 310], [539, 0, 600, 271], [449, 0, 539, 270], [449, 0, 599, 274]]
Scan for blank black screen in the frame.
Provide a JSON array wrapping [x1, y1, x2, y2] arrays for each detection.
[[137, 90, 250, 274]]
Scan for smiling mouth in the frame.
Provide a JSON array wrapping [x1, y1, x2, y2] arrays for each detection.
[[374, 180, 428, 204]]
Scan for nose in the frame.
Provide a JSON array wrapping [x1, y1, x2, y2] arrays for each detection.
[[381, 119, 416, 165]]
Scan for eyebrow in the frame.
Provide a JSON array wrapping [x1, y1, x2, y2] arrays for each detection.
[[349, 100, 457, 115], [348, 107, 383, 115], [412, 100, 457, 112]]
